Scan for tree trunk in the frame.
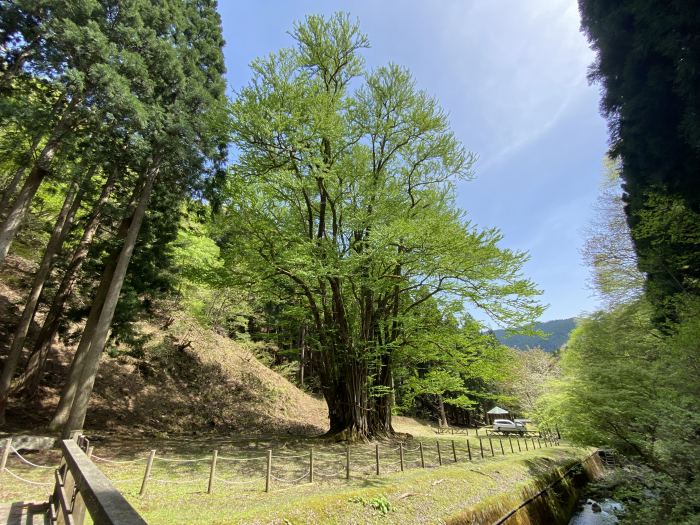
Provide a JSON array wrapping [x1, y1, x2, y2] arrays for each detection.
[[61, 167, 158, 437], [49, 171, 143, 432], [437, 395, 449, 428], [0, 37, 40, 90], [299, 325, 306, 386], [0, 113, 77, 266], [322, 362, 374, 441], [18, 170, 117, 397], [370, 353, 395, 436], [0, 177, 82, 424], [0, 133, 43, 219]]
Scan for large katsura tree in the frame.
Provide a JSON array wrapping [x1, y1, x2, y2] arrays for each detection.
[[225, 13, 542, 439]]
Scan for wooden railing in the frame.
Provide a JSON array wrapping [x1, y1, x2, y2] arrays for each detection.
[[50, 437, 146, 525]]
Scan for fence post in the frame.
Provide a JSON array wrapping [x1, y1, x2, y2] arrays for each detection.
[[525, 438, 529, 451], [265, 449, 272, 492], [309, 447, 314, 483], [399, 443, 404, 472], [419, 442, 425, 468], [509, 436, 514, 454], [86, 445, 94, 459], [208, 450, 218, 494], [466, 440, 472, 461], [517, 437, 522, 452], [531, 437, 536, 450], [1, 437, 12, 471], [346, 444, 350, 480], [437, 441, 442, 466], [538, 438, 542, 449], [500, 439, 505, 455], [375, 444, 380, 476], [475, 428, 479, 437], [451, 440, 457, 462], [139, 449, 156, 496], [489, 437, 494, 457], [479, 438, 484, 459]]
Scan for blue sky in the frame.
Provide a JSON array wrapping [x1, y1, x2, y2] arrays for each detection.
[[217, 1, 610, 325]]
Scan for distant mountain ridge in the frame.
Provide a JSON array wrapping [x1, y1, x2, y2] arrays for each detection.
[[492, 318, 577, 352]]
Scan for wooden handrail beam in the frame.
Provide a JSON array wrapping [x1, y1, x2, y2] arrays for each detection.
[[58, 439, 146, 525]]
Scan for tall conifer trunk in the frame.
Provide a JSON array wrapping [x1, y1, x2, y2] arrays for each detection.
[[0, 103, 76, 265], [49, 171, 144, 431], [61, 167, 158, 437], [0, 133, 43, 219], [19, 170, 117, 396], [0, 176, 82, 423]]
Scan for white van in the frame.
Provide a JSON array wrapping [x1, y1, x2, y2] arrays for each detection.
[[492, 419, 526, 434]]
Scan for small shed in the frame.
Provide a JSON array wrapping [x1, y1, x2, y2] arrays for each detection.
[[486, 406, 509, 424]]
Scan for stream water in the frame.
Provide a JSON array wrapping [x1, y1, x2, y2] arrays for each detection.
[[568, 498, 624, 525]]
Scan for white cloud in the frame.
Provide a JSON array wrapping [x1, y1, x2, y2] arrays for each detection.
[[432, 0, 595, 170]]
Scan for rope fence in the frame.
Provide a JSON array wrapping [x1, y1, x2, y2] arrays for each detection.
[[3, 466, 54, 486], [0, 433, 560, 495], [10, 446, 56, 469]]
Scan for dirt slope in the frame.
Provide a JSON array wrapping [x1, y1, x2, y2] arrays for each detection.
[[0, 254, 329, 436]]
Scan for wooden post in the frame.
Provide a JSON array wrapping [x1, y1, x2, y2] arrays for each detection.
[[265, 449, 272, 492], [399, 443, 404, 472], [375, 444, 380, 475], [500, 439, 505, 455], [309, 447, 314, 483], [479, 438, 484, 459], [525, 438, 529, 451], [437, 441, 442, 466], [207, 450, 218, 494], [538, 438, 542, 449], [72, 483, 88, 525], [509, 436, 514, 454], [61, 465, 77, 525], [1, 437, 12, 471], [139, 450, 156, 496], [451, 440, 457, 462], [489, 437, 495, 457], [466, 440, 472, 461], [419, 442, 425, 468], [531, 437, 536, 450], [346, 444, 350, 480], [74, 445, 94, 522], [475, 427, 479, 436], [517, 437, 522, 452]]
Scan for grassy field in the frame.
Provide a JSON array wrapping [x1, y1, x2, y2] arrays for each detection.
[[1, 418, 583, 524]]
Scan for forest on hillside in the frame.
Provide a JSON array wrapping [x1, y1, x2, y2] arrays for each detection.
[[0, 2, 698, 523], [492, 318, 576, 352]]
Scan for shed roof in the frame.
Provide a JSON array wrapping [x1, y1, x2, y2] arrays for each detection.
[[487, 406, 509, 415]]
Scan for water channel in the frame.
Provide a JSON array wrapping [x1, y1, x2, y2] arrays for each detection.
[[568, 498, 624, 525]]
